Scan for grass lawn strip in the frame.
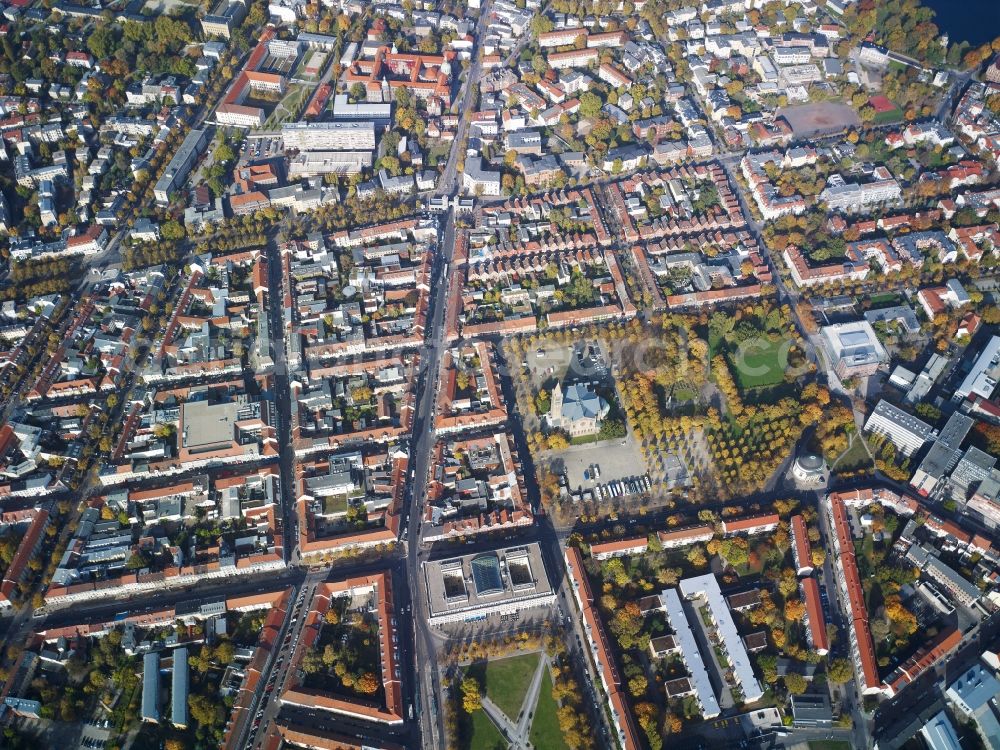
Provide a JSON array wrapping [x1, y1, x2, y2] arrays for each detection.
[[808, 741, 852, 750], [469, 708, 507, 750], [529, 667, 570, 750], [484, 652, 541, 721]]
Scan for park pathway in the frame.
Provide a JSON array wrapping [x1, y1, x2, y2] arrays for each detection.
[[480, 654, 550, 749]]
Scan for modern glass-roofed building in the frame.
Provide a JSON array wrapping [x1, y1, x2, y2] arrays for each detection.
[[423, 543, 557, 625], [471, 553, 504, 595]]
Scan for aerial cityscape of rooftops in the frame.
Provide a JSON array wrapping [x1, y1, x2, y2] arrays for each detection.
[[0, 0, 998, 748]]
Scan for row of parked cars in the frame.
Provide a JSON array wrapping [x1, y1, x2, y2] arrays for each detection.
[[594, 475, 651, 501]]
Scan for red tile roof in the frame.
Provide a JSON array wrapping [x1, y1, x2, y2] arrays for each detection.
[[791, 514, 812, 572], [830, 496, 880, 692], [800, 576, 829, 653], [722, 514, 780, 535], [564, 547, 640, 750], [657, 524, 714, 546], [885, 628, 961, 694], [590, 536, 649, 559]]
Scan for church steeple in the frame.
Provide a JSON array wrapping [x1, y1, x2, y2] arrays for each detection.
[[550, 381, 564, 420]]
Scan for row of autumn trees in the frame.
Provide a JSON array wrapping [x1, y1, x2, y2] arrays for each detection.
[[614, 305, 854, 497], [0, 256, 78, 299], [510, 304, 862, 507]]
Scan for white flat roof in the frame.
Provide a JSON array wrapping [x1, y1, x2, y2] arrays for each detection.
[[955, 335, 1000, 401], [423, 543, 553, 620], [678, 573, 764, 703], [820, 320, 889, 367], [920, 710, 962, 750], [660, 588, 720, 717]]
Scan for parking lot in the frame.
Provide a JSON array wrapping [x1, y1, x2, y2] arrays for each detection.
[[528, 341, 611, 394], [548, 431, 647, 494], [242, 136, 284, 164], [78, 721, 111, 750]]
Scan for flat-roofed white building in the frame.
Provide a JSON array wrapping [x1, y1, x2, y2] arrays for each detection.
[[659, 587, 721, 718], [820, 320, 889, 378], [864, 399, 935, 457], [422, 543, 556, 625], [281, 121, 377, 152], [678, 574, 764, 703], [953, 336, 1000, 402], [288, 151, 373, 177], [331, 94, 392, 126]]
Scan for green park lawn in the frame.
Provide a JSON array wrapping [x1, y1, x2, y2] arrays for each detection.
[[673, 386, 697, 402], [808, 741, 852, 750], [872, 106, 902, 124], [322, 494, 349, 515], [868, 292, 901, 307], [832, 435, 874, 471], [726, 337, 788, 389], [484, 652, 541, 720], [529, 668, 569, 750], [468, 709, 507, 750]]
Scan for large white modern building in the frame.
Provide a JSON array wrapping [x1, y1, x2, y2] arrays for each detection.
[[864, 399, 935, 457], [953, 336, 1000, 403], [281, 121, 377, 152], [820, 320, 889, 378], [288, 151, 373, 177], [422, 543, 555, 625], [820, 169, 902, 213], [332, 94, 392, 126]]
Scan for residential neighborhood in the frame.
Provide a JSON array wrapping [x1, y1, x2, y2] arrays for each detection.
[[0, 0, 996, 750]]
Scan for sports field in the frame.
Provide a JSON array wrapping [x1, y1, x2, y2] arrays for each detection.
[[779, 101, 860, 137]]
